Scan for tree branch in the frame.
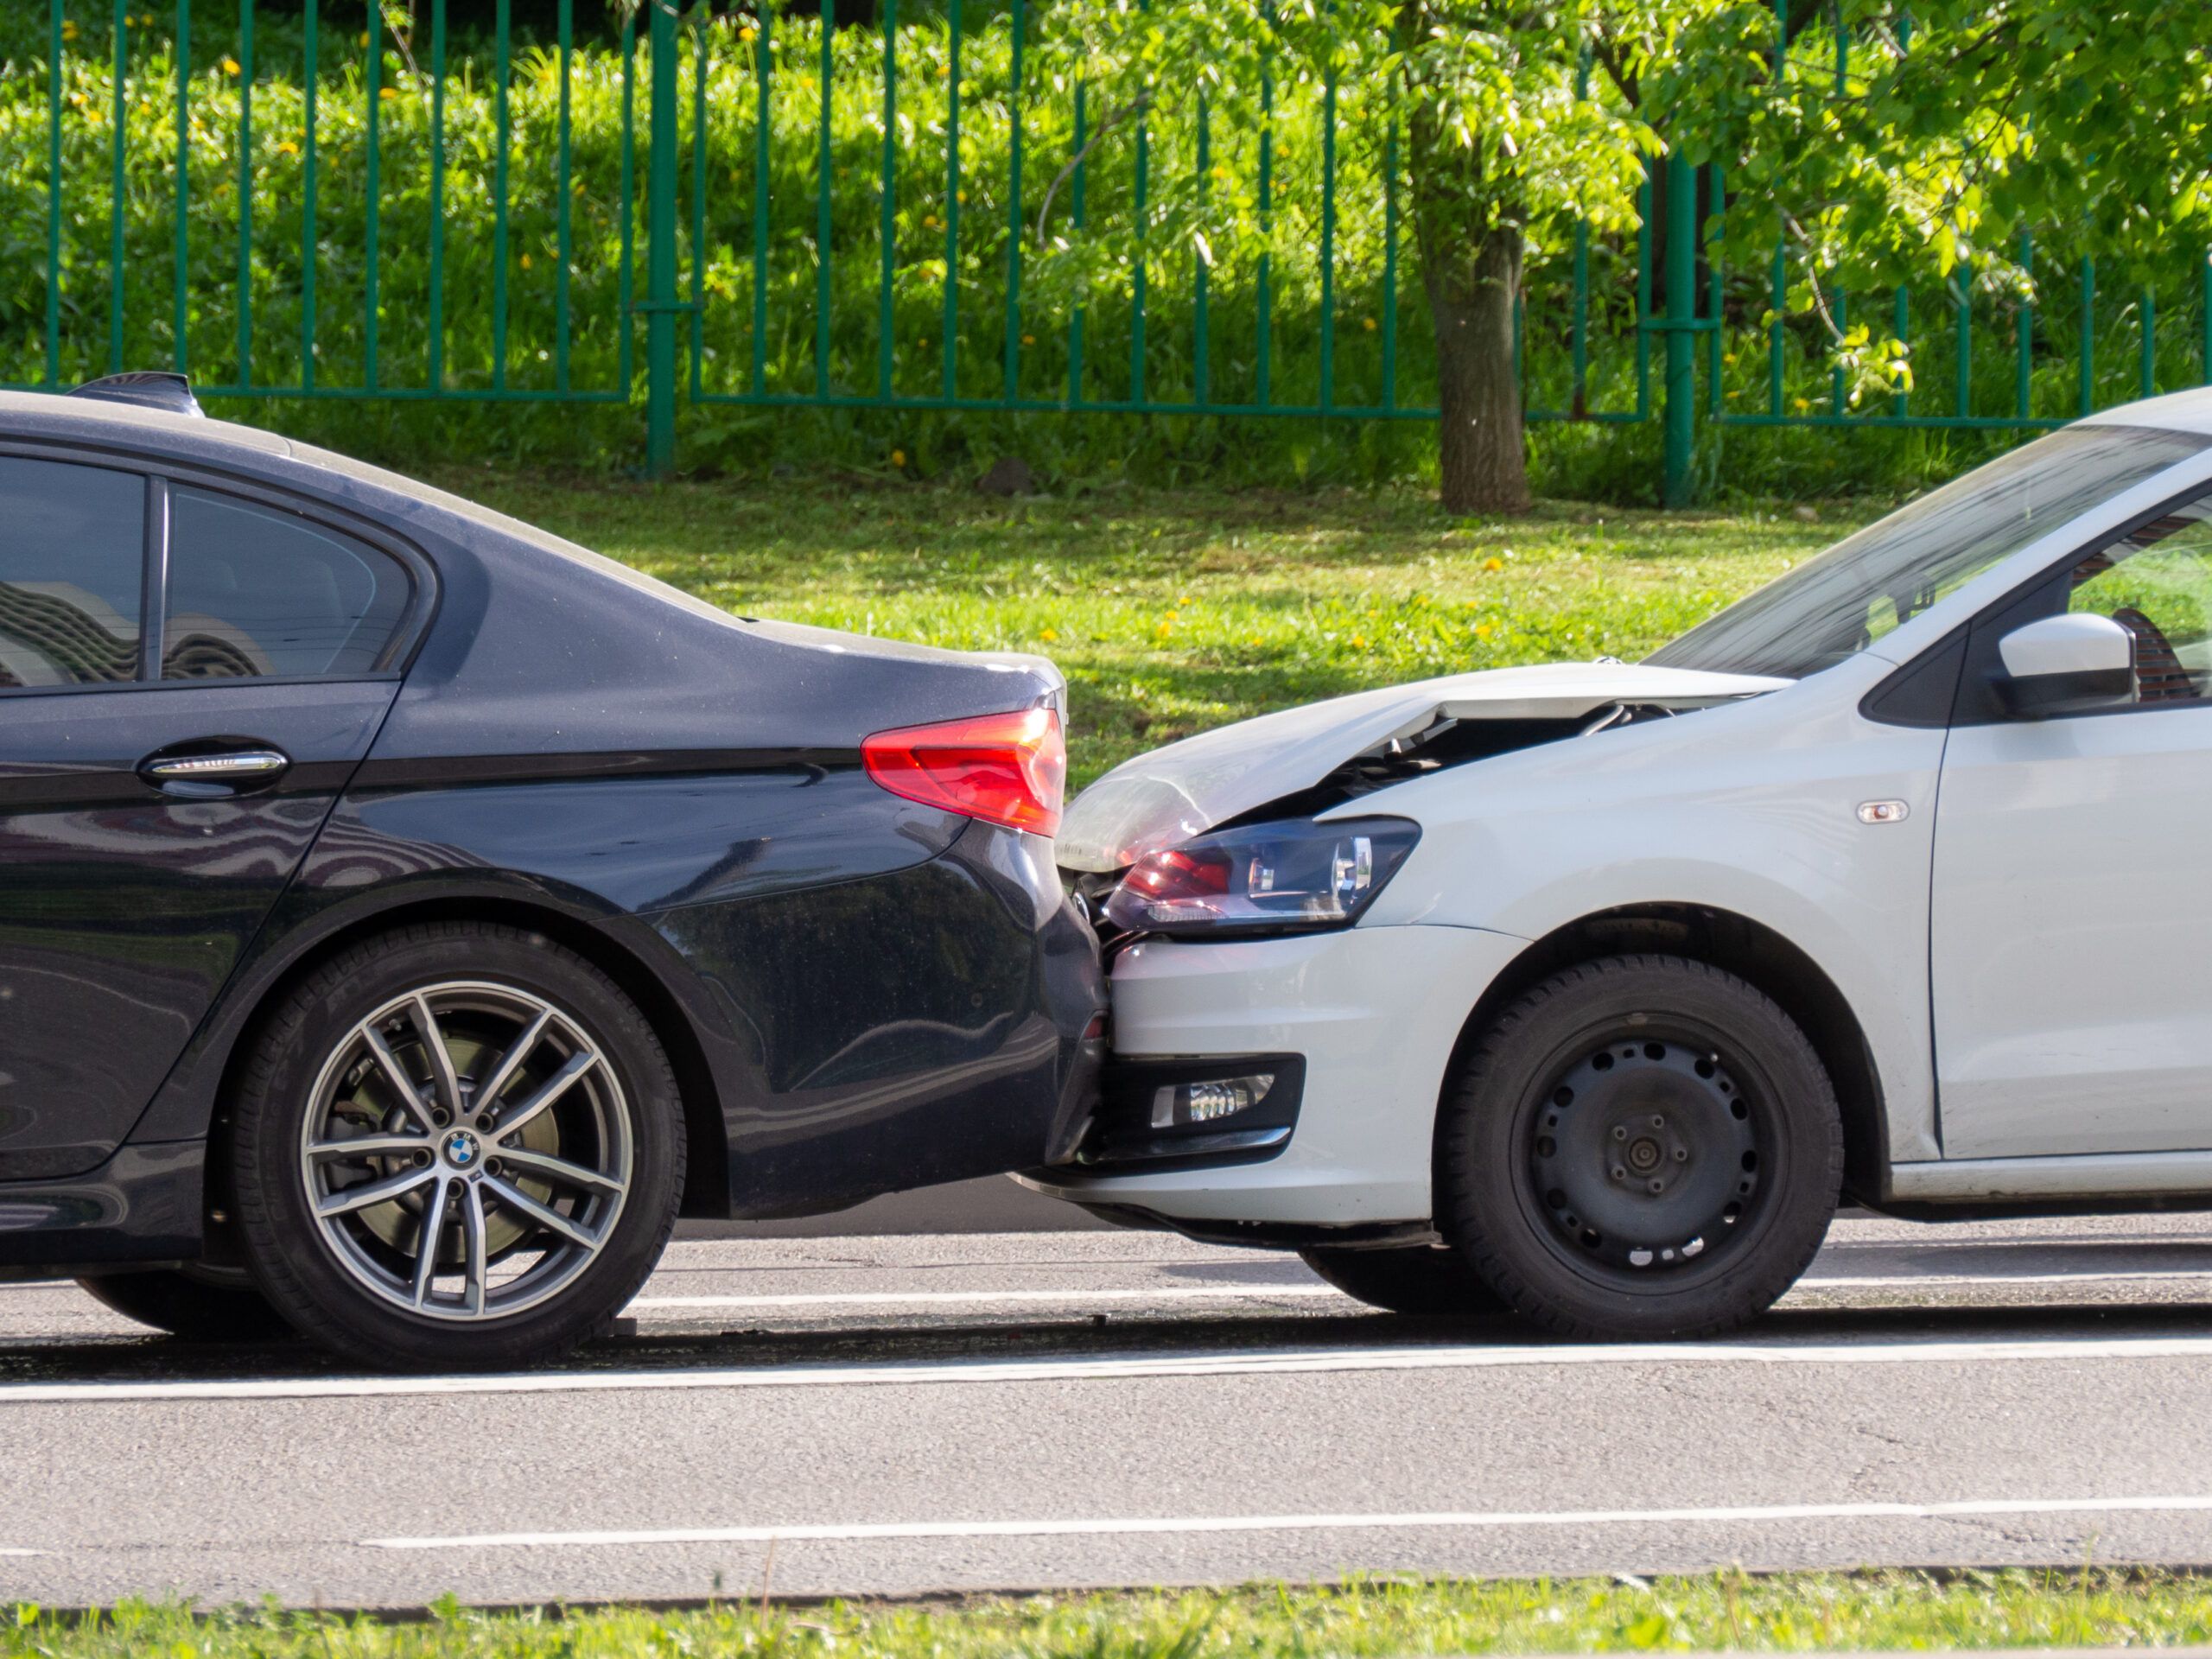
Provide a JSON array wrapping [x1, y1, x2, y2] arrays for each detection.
[[1034, 91, 1155, 248], [380, 2, 423, 82], [1778, 208, 1849, 344]]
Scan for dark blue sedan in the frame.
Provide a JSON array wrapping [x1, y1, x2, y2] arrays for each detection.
[[0, 373, 1104, 1370]]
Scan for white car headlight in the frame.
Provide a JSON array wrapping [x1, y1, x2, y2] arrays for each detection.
[[1103, 816, 1421, 938]]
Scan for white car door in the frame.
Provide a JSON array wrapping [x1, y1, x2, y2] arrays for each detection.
[[1932, 499, 2212, 1158]]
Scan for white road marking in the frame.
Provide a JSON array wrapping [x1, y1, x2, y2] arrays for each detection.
[[0, 1548, 44, 1557], [624, 1269, 2212, 1313], [16, 1331, 2212, 1407], [1820, 1236, 2212, 1252], [1797, 1269, 2212, 1289], [630, 1284, 1340, 1310], [365, 1493, 2212, 1551]]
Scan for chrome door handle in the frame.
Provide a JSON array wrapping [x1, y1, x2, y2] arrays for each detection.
[[143, 749, 290, 781], [138, 747, 294, 798]]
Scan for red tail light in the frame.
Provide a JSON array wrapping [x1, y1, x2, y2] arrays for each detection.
[[861, 707, 1065, 836]]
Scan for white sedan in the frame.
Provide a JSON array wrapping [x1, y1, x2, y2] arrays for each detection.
[[1027, 392, 2212, 1338]]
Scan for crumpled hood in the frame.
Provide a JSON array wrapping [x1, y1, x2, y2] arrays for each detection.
[[1057, 660, 1790, 873]]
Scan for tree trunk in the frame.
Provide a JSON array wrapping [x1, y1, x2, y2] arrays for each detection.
[[1395, 0, 1533, 515], [1423, 226, 1531, 515]]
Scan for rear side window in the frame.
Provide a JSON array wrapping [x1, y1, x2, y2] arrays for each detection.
[[0, 456, 145, 689], [163, 486, 410, 680]]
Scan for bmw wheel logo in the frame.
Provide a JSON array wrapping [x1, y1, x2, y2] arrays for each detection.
[[443, 1129, 480, 1168]]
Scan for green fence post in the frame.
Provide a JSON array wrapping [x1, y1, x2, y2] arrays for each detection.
[[1661, 150, 1698, 508], [645, 0, 680, 476]]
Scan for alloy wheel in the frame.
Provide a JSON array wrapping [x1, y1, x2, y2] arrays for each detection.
[[297, 980, 633, 1321]]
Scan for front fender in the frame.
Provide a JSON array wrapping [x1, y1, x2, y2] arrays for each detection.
[[1363, 669, 1946, 1164]]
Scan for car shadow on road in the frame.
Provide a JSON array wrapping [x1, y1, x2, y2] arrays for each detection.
[[4, 1298, 2212, 1388]]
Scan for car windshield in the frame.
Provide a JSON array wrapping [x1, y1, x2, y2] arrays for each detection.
[[1648, 423, 2211, 679]]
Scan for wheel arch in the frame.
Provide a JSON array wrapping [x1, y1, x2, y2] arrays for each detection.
[[202, 895, 730, 1248], [1433, 904, 1889, 1207]]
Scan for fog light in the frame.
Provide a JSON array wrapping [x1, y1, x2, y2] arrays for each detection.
[[1151, 1074, 1275, 1129]]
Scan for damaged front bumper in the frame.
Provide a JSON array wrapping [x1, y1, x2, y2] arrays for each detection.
[[1020, 921, 1529, 1230]]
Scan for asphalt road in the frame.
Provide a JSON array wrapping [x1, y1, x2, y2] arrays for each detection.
[[6, 1211, 2212, 1608], [675, 1173, 1110, 1237]]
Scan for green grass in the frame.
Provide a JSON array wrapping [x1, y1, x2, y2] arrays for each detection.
[[431, 468, 1870, 785], [15, 1568, 2212, 1656]]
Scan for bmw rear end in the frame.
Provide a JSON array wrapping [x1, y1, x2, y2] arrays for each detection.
[[248, 458, 1113, 1227]]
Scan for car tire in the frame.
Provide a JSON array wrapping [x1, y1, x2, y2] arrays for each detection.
[[76, 1266, 296, 1343], [231, 921, 685, 1371], [1438, 954, 1842, 1341], [1298, 1243, 1509, 1317]]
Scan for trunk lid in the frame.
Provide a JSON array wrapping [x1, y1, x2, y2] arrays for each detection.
[[738, 616, 1068, 727]]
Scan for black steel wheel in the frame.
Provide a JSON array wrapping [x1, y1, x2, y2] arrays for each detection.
[[1299, 1243, 1508, 1317], [76, 1265, 296, 1342], [1440, 954, 1841, 1339]]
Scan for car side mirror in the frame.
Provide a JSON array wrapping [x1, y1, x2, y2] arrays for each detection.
[[1994, 613, 2137, 718]]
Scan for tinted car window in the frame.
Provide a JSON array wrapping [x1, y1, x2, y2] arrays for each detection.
[[0, 456, 146, 689], [164, 487, 410, 680]]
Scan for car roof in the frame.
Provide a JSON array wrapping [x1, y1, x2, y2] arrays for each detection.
[[0, 386, 292, 461], [2080, 386, 2212, 435]]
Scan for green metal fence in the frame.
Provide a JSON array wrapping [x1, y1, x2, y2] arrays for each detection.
[[639, 0, 1658, 469], [7, 0, 2209, 503], [23, 0, 639, 406]]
